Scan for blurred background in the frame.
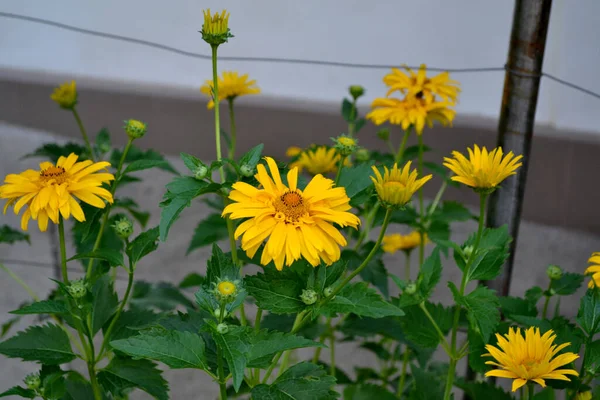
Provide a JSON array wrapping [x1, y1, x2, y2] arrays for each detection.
[[0, 1, 599, 398]]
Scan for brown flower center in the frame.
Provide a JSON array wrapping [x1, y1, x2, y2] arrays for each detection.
[[40, 166, 67, 184], [273, 190, 309, 223]]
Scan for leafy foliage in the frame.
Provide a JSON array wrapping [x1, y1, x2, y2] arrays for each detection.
[[9, 300, 69, 316], [0, 225, 30, 244], [251, 362, 338, 399], [0, 324, 76, 365], [320, 282, 404, 318], [450, 284, 501, 342], [98, 357, 169, 400], [187, 213, 228, 254]]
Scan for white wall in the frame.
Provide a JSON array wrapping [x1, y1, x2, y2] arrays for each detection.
[[0, 1, 599, 136]]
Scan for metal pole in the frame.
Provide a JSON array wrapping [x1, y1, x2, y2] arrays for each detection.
[[484, 0, 553, 296]]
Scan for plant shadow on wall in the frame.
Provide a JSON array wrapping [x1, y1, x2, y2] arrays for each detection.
[[0, 8, 598, 400]]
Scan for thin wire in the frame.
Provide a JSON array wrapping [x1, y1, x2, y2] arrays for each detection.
[[1, 11, 600, 99]]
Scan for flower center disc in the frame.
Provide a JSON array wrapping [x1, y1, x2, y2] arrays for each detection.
[[274, 190, 309, 223], [40, 166, 67, 184]]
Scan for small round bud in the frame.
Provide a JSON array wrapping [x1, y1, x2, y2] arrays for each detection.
[[216, 323, 229, 334], [124, 119, 147, 140], [546, 265, 563, 280], [212, 279, 240, 303], [349, 85, 365, 100], [240, 164, 255, 177], [51, 81, 77, 109], [405, 282, 417, 295], [462, 245, 474, 261], [355, 148, 370, 162], [300, 289, 318, 305], [194, 165, 209, 180], [214, 308, 228, 319], [24, 373, 41, 390], [323, 286, 334, 298], [112, 217, 134, 239], [377, 128, 390, 141], [68, 279, 87, 299], [333, 135, 358, 157]]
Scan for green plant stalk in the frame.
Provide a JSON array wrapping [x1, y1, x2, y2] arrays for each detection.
[[58, 218, 69, 285], [72, 107, 95, 162], [262, 311, 306, 383], [0, 263, 39, 300], [217, 302, 228, 400], [211, 45, 226, 184], [523, 383, 533, 400], [443, 193, 488, 400], [419, 302, 453, 356], [334, 155, 347, 185], [542, 279, 553, 319], [353, 203, 380, 251], [404, 250, 411, 281], [347, 99, 357, 138], [428, 180, 448, 217], [253, 308, 263, 383], [277, 349, 294, 378], [417, 134, 425, 270], [395, 128, 411, 163], [85, 138, 133, 279], [227, 98, 237, 160], [396, 347, 410, 397], [328, 318, 335, 376]]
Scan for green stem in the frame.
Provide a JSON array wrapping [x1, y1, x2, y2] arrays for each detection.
[[0, 263, 39, 300], [211, 45, 226, 184], [87, 361, 103, 400], [277, 349, 293, 378], [404, 251, 411, 281], [58, 217, 69, 284], [72, 108, 95, 162], [253, 308, 263, 383], [444, 193, 488, 400], [239, 302, 248, 326], [428, 181, 448, 217], [542, 280, 552, 319], [348, 99, 357, 138], [353, 203, 380, 251], [334, 155, 347, 185], [217, 302, 228, 400], [523, 383, 533, 400], [227, 99, 237, 160], [395, 128, 411, 164], [419, 302, 453, 356], [385, 138, 396, 154], [417, 134, 425, 270], [85, 138, 133, 279], [396, 348, 410, 397], [263, 312, 306, 383], [328, 318, 335, 376]]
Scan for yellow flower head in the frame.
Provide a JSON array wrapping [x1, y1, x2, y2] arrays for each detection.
[[483, 327, 579, 392], [217, 281, 236, 296], [201, 9, 233, 45], [370, 162, 432, 208], [286, 146, 303, 158], [337, 137, 356, 147], [382, 232, 427, 254], [443, 145, 523, 191], [0, 154, 114, 231], [200, 71, 260, 109], [290, 146, 342, 176], [222, 157, 360, 270], [366, 96, 455, 135], [50, 80, 77, 109], [383, 64, 461, 104], [585, 252, 600, 288], [576, 392, 592, 400]]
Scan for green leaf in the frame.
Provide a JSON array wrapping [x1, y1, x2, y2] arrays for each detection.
[[338, 162, 375, 203], [551, 272, 584, 296], [95, 128, 111, 153], [532, 388, 556, 400], [321, 282, 403, 318], [40, 366, 67, 400], [341, 98, 354, 122], [247, 328, 325, 367], [239, 143, 264, 169], [0, 225, 30, 244], [0, 386, 36, 398], [455, 380, 513, 400], [499, 296, 538, 319], [461, 226, 511, 282], [409, 364, 445, 400], [451, 284, 500, 342], [341, 315, 405, 343], [9, 300, 69, 315], [207, 244, 239, 282], [0, 324, 76, 364], [97, 357, 168, 400], [584, 339, 600, 373], [577, 289, 600, 336], [105, 309, 161, 343], [245, 271, 306, 315], [123, 159, 170, 175], [180, 152, 205, 173], [525, 286, 544, 306], [179, 273, 205, 288], [417, 249, 442, 300], [400, 303, 452, 348], [344, 247, 386, 297], [111, 329, 208, 369], [355, 118, 367, 133], [1, 316, 21, 338], [430, 201, 474, 222], [131, 281, 194, 311], [187, 214, 228, 255], [68, 249, 124, 268], [24, 143, 88, 162], [110, 146, 177, 174], [127, 227, 159, 266], [251, 362, 338, 400], [91, 276, 119, 335], [63, 372, 95, 400], [344, 383, 397, 400]]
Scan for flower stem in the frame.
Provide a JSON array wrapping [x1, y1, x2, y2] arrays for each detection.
[[419, 302, 453, 356], [428, 180, 448, 217], [404, 251, 411, 281], [395, 128, 411, 164], [58, 217, 69, 284], [443, 193, 488, 400], [276, 349, 293, 378], [522, 383, 533, 400], [353, 203, 380, 251], [334, 155, 347, 185], [217, 302, 228, 400], [262, 312, 306, 383], [328, 318, 335, 376], [211, 45, 226, 184], [417, 134, 425, 270], [542, 279, 552, 319], [347, 99, 357, 138], [85, 138, 133, 280], [72, 108, 95, 162], [227, 99, 237, 160], [0, 263, 39, 300], [396, 347, 410, 397], [253, 308, 263, 383]]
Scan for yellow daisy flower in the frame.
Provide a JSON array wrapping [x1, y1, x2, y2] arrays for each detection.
[[443, 145, 523, 190], [290, 146, 342, 176], [201, 9, 232, 45], [383, 64, 461, 104], [200, 71, 260, 109], [366, 97, 455, 135], [483, 327, 579, 392], [585, 252, 600, 288], [382, 232, 427, 254], [370, 162, 432, 208], [222, 157, 360, 270], [50, 80, 77, 109], [285, 146, 303, 158], [0, 153, 114, 232]]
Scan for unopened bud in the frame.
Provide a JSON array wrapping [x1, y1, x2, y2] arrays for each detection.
[[324, 286, 334, 298], [194, 165, 209, 180], [112, 217, 134, 239], [377, 128, 390, 141], [24, 373, 41, 390], [216, 323, 229, 334], [405, 282, 417, 295], [300, 289, 318, 305], [355, 148, 370, 162], [546, 265, 563, 280], [124, 119, 147, 140], [240, 164, 255, 177], [349, 85, 365, 100], [214, 308, 229, 319], [68, 279, 87, 299]]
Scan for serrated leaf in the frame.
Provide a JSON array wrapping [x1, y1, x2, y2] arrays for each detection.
[[551, 272, 584, 296], [123, 159, 170, 175], [341, 98, 354, 122], [187, 214, 228, 255], [105, 308, 161, 343], [0, 386, 36, 398], [178, 273, 205, 288], [252, 362, 338, 400], [63, 372, 95, 400], [321, 282, 403, 318], [130, 281, 194, 311], [245, 272, 305, 315], [68, 249, 124, 268], [91, 276, 119, 335], [344, 247, 386, 297], [409, 364, 445, 400], [584, 339, 600, 373], [455, 380, 513, 400], [499, 296, 538, 319], [127, 227, 159, 266], [111, 329, 208, 369], [9, 300, 69, 315], [338, 162, 376, 202], [238, 143, 264, 168], [110, 146, 177, 174], [344, 383, 397, 400], [0, 225, 30, 244], [577, 289, 600, 336], [98, 357, 168, 400], [24, 143, 88, 162], [400, 303, 452, 348], [417, 249, 442, 300], [0, 324, 76, 364], [461, 226, 511, 282], [180, 152, 205, 173], [207, 244, 239, 282], [525, 286, 544, 305], [451, 284, 500, 342]]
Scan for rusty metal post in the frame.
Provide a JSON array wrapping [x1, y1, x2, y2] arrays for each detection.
[[484, 0, 553, 295]]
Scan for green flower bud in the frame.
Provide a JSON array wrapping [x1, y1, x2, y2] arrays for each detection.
[[405, 282, 417, 295], [124, 119, 147, 140], [240, 164, 255, 177], [349, 85, 365, 100], [323, 286, 334, 298], [377, 128, 390, 141], [201, 9, 234, 46], [462, 245, 474, 261], [216, 323, 229, 334], [546, 265, 563, 280], [214, 308, 228, 319], [112, 217, 134, 239], [212, 279, 240, 303], [68, 279, 87, 299], [355, 148, 370, 162], [300, 289, 318, 305], [194, 165, 209, 180], [332, 135, 358, 157], [24, 373, 41, 390]]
